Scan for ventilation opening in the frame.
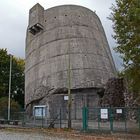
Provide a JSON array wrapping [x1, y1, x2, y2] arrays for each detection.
[[28, 23, 43, 35]]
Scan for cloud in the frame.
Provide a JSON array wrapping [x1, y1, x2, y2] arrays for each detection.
[[0, 0, 121, 69]]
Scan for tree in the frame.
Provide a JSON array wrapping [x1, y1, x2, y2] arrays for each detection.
[[11, 57, 25, 108], [110, 0, 140, 97], [0, 97, 21, 119], [0, 49, 25, 108], [0, 49, 10, 97]]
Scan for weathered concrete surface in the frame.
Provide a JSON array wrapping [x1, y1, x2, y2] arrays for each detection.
[[25, 4, 116, 117]]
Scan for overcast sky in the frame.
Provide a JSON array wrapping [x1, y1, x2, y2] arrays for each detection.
[[0, 0, 122, 70]]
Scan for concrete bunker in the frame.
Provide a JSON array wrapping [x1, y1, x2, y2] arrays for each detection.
[[25, 3, 116, 119]]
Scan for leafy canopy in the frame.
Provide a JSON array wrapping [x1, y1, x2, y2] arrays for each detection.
[[0, 49, 25, 108], [110, 0, 140, 95]]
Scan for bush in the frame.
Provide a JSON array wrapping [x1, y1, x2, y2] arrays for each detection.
[[0, 97, 21, 119]]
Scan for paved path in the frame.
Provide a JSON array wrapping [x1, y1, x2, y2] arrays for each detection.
[[0, 129, 140, 140], [0, 131, 74, 140]]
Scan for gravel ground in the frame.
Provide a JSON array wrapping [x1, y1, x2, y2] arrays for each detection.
[[0, 129, 140, 140], [0, 130, 76, 140]]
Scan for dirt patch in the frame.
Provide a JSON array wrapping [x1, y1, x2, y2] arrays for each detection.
[[1, 128, 140, 140]]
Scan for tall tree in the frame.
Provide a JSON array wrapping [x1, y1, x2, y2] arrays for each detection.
[[11, 57, 25, 108], [0, 49, 10, 97], [0, 49, 25, 108], [110, 0, 140, 97]]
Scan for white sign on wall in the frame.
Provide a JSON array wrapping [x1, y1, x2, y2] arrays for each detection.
[[116, 109, 122, 114], [64, 95, 69, 100], [100, 109, 108, 119], [33, 105, 46, 118]]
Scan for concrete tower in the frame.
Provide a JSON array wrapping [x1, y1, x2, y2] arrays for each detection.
[[25, 3, 116, 118]]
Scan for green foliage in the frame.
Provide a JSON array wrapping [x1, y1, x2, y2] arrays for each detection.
[[11, 57, 25, 108], [110, 0, 140, 65], [110, 0, 140, 96], [0, 49, 25, 108], [119, 65, 140, 95], [0, 97, 21, 119], [0, 49, 10, 97]]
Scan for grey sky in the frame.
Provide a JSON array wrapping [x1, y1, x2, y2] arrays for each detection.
[[0, 0, 122, 70]]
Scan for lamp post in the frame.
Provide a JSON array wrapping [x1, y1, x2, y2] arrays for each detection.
[[8, 54, 12, 121]]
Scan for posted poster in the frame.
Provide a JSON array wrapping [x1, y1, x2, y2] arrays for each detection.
[[64, 95, 69, 100], [100, 109, 108, 119], [34, 106, 46, 117], [116, 109, 122, 114]]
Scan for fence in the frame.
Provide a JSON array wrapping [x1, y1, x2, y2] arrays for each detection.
[[82, 107, 140, 133], [0, 108, 83, 129], [0, 107, 140, 133]]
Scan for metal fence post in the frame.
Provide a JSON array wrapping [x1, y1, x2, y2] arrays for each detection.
[[98, 108, 100, 130], [124, 108, 127, 132], [82, 107, 88, 131], [41, 107, 43, 128], [138, 108, 140, 131], [22, 112, 25, 126], [110, 108, 113, 132], [60, 108, 62, 128]]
